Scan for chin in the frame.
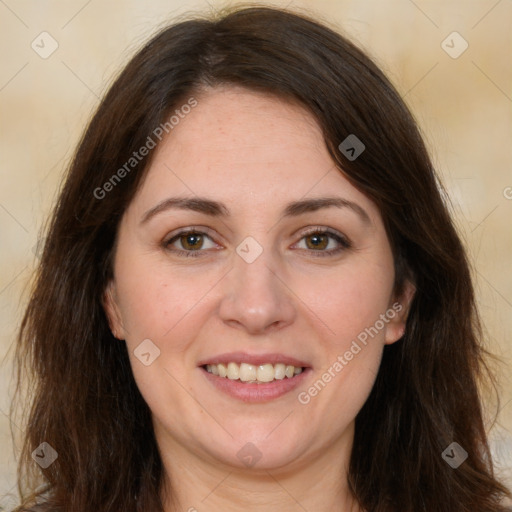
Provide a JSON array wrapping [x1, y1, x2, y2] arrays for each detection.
[[204, 428, 309, 472]]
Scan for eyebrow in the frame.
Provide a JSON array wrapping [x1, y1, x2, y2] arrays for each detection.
[[140, 196, 371, 225]]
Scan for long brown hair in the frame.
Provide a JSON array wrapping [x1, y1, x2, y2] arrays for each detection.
[[12, 6, 511, 512]]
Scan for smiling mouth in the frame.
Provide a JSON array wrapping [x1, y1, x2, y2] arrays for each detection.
[[202, 362, 304, 384]]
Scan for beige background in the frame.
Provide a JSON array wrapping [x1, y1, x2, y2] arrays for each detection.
[[1, 0, 511, 507]]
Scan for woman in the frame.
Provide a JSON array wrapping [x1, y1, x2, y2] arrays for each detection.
[[12, 6, 511, 512]]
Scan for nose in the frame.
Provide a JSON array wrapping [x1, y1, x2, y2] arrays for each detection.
[[218, 245, 296, 335]]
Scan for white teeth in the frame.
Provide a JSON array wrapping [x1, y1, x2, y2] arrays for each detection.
[[257, 363, 274, 382], [217, 363, 227, 377], [205, 362, 304, 383], [227, 362, 239, 380], [239, 363, 257, 382], [274, 363, 286, 380]]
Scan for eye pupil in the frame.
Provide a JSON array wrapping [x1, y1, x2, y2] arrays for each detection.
[[181, 233, 203, 250], [306, 234, 328, 250]]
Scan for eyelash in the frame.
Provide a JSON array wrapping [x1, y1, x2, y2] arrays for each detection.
[[163, 227, 351, 259]]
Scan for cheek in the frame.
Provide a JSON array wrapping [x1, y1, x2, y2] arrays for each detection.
[[297, 282, 389, 433], [114, 264, 211, 413], [292, 253, 394, 408], [316, 351, 383, 429], [295, 255, 395, 422], [297, 259, 395, 348], [114, 257, 213, 348]]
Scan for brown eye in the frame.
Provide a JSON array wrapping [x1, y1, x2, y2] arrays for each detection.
[[179, 233, 204, 250], [294, 229, 351, 257], [305, 233, 329, 250], [164, 229, 218, 257]]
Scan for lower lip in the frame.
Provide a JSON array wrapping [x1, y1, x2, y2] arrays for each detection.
[[200, 367, 311, 403]]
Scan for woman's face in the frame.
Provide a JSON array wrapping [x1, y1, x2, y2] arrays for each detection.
[[105, 87, 413, 473]]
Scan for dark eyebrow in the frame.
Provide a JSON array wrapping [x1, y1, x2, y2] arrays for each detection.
[[281, 197, 371, 224], [141, 197, 229, 224], [140, 196, 371, 225]]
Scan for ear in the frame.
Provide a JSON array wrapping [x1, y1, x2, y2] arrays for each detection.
[[102, 280, 126, 340], [384, 279, 416, 345]]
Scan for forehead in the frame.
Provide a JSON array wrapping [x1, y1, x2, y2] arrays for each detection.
[[129, 87, 379, 221], [160, 87, 327, 173]]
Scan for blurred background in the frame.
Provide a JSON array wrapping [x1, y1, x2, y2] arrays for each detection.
[[1, 0, 511, 507]]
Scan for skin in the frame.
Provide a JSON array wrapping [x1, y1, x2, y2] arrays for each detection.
[[104, 86, 415, 512]]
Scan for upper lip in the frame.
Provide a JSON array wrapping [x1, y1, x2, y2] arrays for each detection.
[[197, 352, 311, 368]]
